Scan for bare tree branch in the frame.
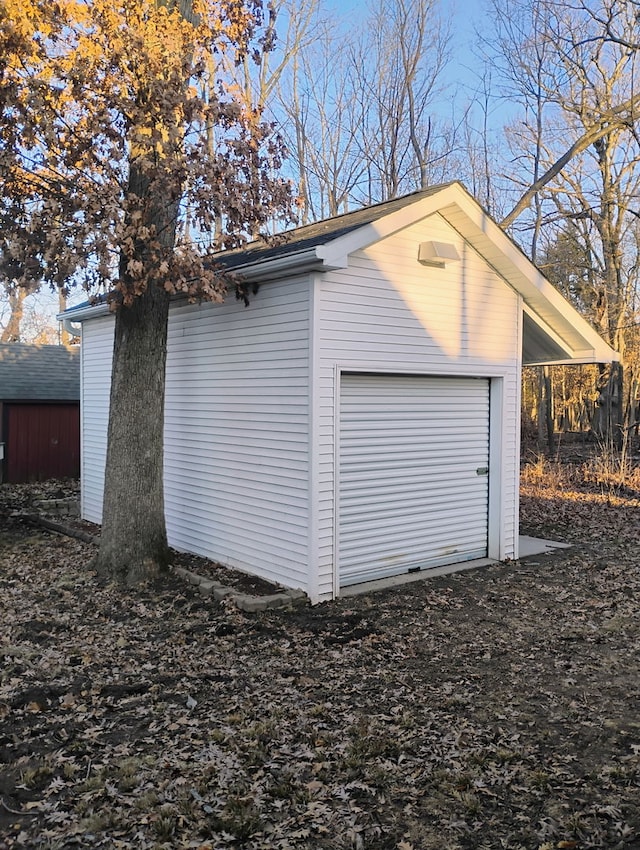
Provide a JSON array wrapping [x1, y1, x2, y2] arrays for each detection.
[[501, 96, 640, 228]]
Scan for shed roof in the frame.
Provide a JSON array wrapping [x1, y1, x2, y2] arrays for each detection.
[[0, 343, 80, 402], [64, 181, 617, 365], [217, 185, 451, 271]]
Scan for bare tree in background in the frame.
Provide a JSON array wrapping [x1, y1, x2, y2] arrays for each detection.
[[480, 0, 558, 259], [350, 0, 453, 203], [488, 0, 640, 443], [279, 29, 368, 220], [479, 0, 560, 449], [0, 288, 27, 343], [274, 0, 454, 217], [225, 0, 324, 117], [541, 0, 640, 439]]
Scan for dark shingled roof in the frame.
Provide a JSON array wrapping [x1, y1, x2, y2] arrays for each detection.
[[63, 185, 462, 315], [214, 183, 457, 270], [0, 343, 80, 401]]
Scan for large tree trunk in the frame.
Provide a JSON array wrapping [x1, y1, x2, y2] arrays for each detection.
[[94, 284, 171, 582], [94, 0, 184, 581]]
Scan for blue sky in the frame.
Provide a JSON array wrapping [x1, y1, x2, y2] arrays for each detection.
[[328, 0, 514, 126], [336, 0, 486, 86]]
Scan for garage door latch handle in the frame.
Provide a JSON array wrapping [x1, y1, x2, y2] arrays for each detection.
[[476, 466, 489, 475]]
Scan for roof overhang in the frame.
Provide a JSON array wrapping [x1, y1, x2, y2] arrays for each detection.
[[313, 182, 617, 365], [60, 182, 619, 367], [521, 308, 612, 365], [224, 247, 345, 282], [61, 300, 111, 322]]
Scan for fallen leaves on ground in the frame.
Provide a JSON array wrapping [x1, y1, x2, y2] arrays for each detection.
[[1, 476, 640, 850]]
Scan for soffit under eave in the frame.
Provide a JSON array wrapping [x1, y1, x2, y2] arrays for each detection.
[[521, 312, 603, 365], [522, 312, 571, 365], [522, 309, 618, 366]]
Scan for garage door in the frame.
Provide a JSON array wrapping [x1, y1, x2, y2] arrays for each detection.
[[6, 403, 80, 483], [339, 374, 490, 586]]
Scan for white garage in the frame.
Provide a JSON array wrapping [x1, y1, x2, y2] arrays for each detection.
[[68, 181, 617, 602]]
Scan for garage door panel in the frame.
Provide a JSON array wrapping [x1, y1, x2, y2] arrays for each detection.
[[342, 518, 490, 546], [341, 507, 489, 540], [341, 467, 485, 484], [341, 440, 488, 457], [341, 442, 488, 461], [341, 481, 489, 507], [339, 373, 489, 586], [342, 462, 486, 483], [342, 540, 488, 569], [341, 497, 489, 524], [6, 403, 80, 483], [341, 541, 488, 582], [341, 415, 483, 428], [342, 429, 487, 442]]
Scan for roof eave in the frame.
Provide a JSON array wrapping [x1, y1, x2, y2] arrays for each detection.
[[315, 182, 467, 266], [59, 248, 348, 322], [229, 246, 346, 281], [525, 354, 617, 366], [522, 304, 618, 366], [432, 190, 618, 365], [520, 277, 618, 363], [58, 301, 111, 322]]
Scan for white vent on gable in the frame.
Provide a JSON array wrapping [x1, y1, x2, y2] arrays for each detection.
[[418, 241, 461, 267]]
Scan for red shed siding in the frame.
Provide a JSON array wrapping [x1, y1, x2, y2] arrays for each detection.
[[6, 403, 80, 483]]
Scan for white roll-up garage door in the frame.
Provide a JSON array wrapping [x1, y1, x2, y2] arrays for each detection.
[[339, 373, 490, 586]]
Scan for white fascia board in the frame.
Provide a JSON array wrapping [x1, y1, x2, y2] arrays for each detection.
[[525, 354, 613, 366], [522, 304, 618, 364], [234, 247, 346, 281], [518, 282, 618, 363], [522, 303, 576, 360], [521, 276, 617, 362], [316, 183, 465, 267], [57, 302, 111, 322], [435, 192, 619, 364]]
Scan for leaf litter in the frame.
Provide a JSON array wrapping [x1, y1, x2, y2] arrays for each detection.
[[1, 475, 640, 849]]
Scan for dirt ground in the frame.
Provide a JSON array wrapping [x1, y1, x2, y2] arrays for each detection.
[[1, 473, 640, 849]]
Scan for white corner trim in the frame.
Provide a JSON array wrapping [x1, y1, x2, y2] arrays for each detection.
[[488, 377, 505, 561], [307, 273, 322, 604]]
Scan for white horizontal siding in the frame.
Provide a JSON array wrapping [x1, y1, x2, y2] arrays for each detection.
[[164, 280, 310, 592], [79, 280, 311, 595], [80, 315, 114, 523], [314, 213, 521, 599]]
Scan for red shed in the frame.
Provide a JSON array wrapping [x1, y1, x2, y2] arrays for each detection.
[[0, 344, 80, 483]]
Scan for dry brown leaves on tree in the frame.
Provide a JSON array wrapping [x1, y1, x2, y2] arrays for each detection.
[[1, 474, 640, 850]]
